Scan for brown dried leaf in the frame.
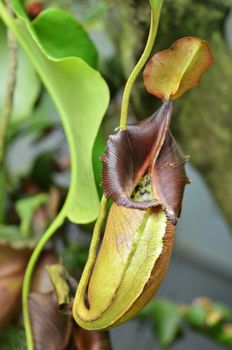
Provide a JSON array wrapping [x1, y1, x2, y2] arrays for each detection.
[[29, 292, 72, 350], [0, 246, 30, 332], [30, 254, 72, 349], [31, 252, 58, 294]]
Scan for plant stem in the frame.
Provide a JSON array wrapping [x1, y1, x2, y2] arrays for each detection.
[[119, 7, 162, 131], [0, 1, 17, 223], [22, 206, 67, 350]]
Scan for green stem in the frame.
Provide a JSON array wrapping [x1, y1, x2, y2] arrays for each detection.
[[119, 6, 162, 130], [22, 206, 67, 350]]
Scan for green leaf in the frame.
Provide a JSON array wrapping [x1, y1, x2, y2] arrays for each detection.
[[143, 36, 213, 100], [32, 8, 98, 68], [31, 151, 56, 191], [46, 264, 71, 307], [185, 301, 232, 328], [0, 326, 27, 350], [0, 0, 109, 224], [214, 324, 232, 347], [15, 194, 48, 237], [8, 91, 56, 141], [0, 22, 41, 121], [211, 302, 232, 321], [0, 225, 37, 248], [140, 299, 182, 347], [185, 305, 207, 327], [61, 243, 88, 272]]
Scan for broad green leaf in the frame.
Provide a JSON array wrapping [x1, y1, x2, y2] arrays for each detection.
[[143, 36, 213, 100], [15, 194, 48, 237], [0, 22, 40, 121], [0, 0, 109, 224], [140, 299, 182, 347], [32, 8, 98, 67]]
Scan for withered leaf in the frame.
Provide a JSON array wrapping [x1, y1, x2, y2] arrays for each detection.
[[46, 264, 74, 308], [30, 254, 72, 350], [0, 246, 30, 332], [31, 252, 58, 294], [29, 292, 72, 350]]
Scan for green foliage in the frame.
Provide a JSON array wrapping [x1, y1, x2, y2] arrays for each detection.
[[139, 298, 232, 348], [0, 0, 109, 224], [30, 151, 56, 191], [16, 194, 48, 237], [0, 225, 36, 248], [0, 326, 26, 350], [46, 264, 71, 306], [156, 0, 230, 50], [140, 299, 182, 347], [185, 304, 207, 327], [0, 22, 40, 122], [8, 91, 56, 142], [61, 243, 88, 272], [33, 8, 98, 67]]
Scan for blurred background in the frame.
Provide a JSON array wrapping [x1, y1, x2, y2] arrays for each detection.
[[0, 0, 232, 349]]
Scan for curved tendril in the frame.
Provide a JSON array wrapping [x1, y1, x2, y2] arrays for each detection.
[[119, 4, 163, 131]]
